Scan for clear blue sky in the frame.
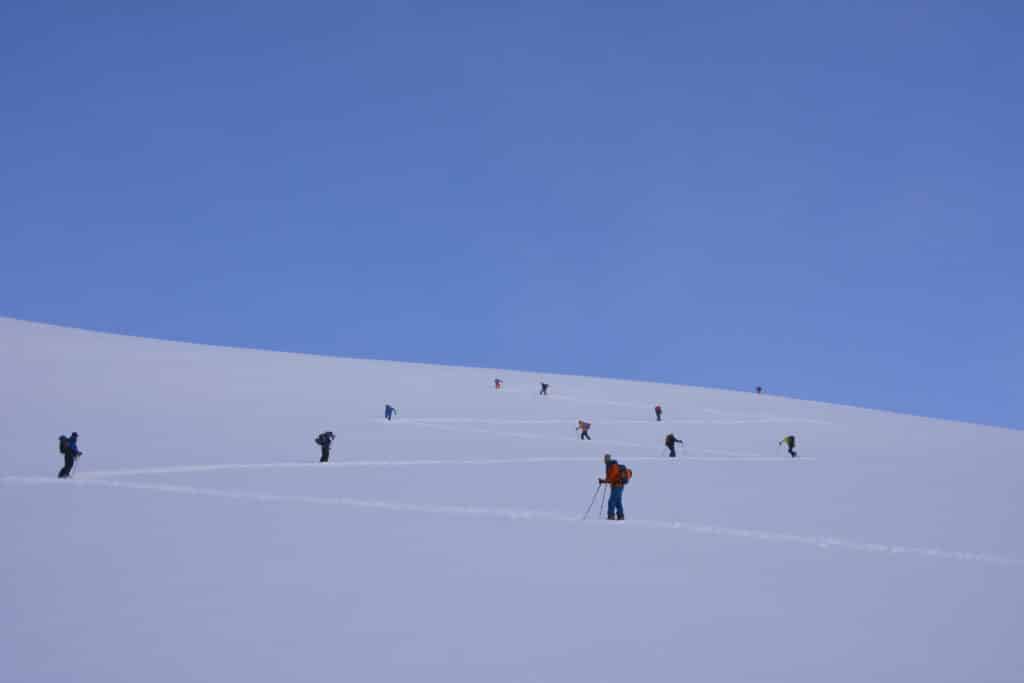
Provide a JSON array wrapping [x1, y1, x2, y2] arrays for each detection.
[[2, 1, 1021, 429]]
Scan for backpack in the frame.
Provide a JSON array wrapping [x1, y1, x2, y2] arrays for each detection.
[[59, 435, 68, 455], [620, 464, 632, 485]]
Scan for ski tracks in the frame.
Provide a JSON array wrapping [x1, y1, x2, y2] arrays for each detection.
[[3, 474, 1018, 568]]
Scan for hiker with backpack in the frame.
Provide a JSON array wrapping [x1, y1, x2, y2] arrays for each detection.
[[598, 453, 631, 520], [58, 432, 81, 478], [779, 434, 797, 457], [494, 378, 503, 390], [654, 405, 663, 421], [384, 404, 397, 421], [540, 382, 549, 396], [665, 433, 683, 458], [315, 431, 335, 463], [577, 420, 592, 440]]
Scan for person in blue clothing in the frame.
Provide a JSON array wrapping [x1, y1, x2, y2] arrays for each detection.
[[58, 432, 81, 478], [315, 431, 335, 463], [384, 404, 397, 421]]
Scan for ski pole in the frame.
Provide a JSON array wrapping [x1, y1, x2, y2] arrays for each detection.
[[582, 483, 603, 520], [599, 484, 608, 518]]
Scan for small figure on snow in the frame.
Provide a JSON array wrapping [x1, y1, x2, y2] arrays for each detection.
[[58, 432, 81, 478], [384, 404, 397, 421], [598, 453, 631, 521], [540, 382, 549, 396], [315, 431, 335, 463], [779, 435, 797, 458], [665, 433, 683, 458], [756, 386, 764, 395], [654, 405, 663, 421], [494, 378, 503, 390], [577, 420, 592, 441]]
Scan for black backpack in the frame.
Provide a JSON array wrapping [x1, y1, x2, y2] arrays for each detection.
[[58, 435, 69, 455]]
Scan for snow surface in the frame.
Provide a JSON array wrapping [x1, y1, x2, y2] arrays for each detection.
[[1, 317, 1022, 682]]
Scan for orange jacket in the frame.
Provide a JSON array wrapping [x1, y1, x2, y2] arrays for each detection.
[[603, 462, 626, 487]]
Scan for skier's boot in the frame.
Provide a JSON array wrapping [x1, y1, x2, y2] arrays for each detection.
[[607, 514, 615, 521], [616, 514, 625, 521]]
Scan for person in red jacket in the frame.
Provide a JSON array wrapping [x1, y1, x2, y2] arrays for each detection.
[[654, 405, 663, 421], [598, 454, 630, 520]]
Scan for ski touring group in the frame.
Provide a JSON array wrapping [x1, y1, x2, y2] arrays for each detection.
[[53, 380, 795, 522]]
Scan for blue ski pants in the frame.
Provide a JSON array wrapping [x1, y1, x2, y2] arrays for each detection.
[[607, 485, 624, 519]]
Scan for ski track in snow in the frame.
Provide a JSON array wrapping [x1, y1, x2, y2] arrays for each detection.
[[3, 475, 1017, 568], [64, 452, 807, 480]]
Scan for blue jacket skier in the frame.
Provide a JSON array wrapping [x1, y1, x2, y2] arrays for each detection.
[[384, 404, 397, 421], [58, 432, 81, 478], [315, 431, 335, 463]]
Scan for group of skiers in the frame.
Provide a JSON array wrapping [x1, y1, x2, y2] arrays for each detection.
[[55, 378, 798, 525]]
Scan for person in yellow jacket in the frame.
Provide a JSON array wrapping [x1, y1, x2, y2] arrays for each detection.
[[779, 435, 797, 457]]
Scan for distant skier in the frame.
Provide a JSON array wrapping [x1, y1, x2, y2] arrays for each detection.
[[598, 453, 631, 521], [779, 435, 797, 458], [57, 432, 81, 478], [654, 405, 663, 421], [540, 382, 549, 396], [315, 431, 335, 463], [494, 378, 503, 390], [756, 386, 764, 395], [665, 433, 683, 458], [384, 404, 397, 421], [577, 420, 592, 441]]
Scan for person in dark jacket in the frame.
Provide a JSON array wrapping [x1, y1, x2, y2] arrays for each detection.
[[384, 404, 397, 421], [779, 435, 797, 457], [665, 433, 683, 458], [58, 432, 81, 478], [654, 405, 663, 421], [540, 382, 549, 396], [315, 431, 335, 462]]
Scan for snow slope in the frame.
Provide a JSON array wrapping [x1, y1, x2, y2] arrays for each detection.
[[1, 317, 1022, 683]]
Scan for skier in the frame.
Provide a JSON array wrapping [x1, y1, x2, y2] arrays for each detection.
[[57, 432, 81, 478], [665, 433, 683, 458], [577, 420, 592, 441], [540, 382, 549, 396], [654, 405, 663, 421], [598, 453, 631, 520], [779, 434, 797, 457], [315, 431, 335, 463], [494, 378, 503, 390], [756, 386, 764, 395], [384, 404, 397, 421]]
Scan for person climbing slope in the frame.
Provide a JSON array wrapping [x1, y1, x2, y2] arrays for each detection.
[[384, 404, 397, 421], [57, 432, 81, 478], [654, 405, 663, 421], [540, 382, 549, 396], [577, 420, 592, 441], [598, 453, 631, 520], [494, 378, 503, 390], [779, 434, 797, 457], [665, 433, 683, 458], [315, 431, 335, 462]]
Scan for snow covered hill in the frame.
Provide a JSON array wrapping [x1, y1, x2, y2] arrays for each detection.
[[2, 317, 1022, 682]]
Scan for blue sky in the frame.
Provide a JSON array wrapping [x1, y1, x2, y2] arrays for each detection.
[[2, 1, 1022, 429]]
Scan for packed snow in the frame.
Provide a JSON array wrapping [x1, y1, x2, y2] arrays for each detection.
[[1, 317, 1021, 682]]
